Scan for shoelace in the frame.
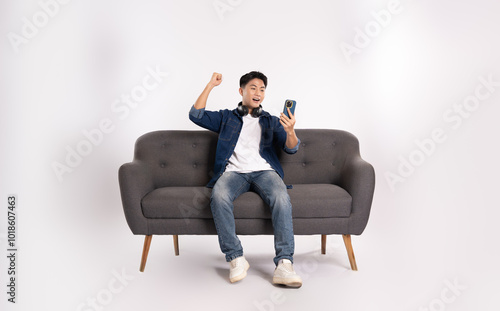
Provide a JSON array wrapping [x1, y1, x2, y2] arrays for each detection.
[[278, 262, 294, 274], [231, 258, 243, 268]]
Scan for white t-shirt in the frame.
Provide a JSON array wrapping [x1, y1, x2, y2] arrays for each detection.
[[225, 115, 274, 173]]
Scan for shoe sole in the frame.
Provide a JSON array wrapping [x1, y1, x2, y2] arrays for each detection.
[[272, 277, 303, 288], [230, 261, 250, 283]]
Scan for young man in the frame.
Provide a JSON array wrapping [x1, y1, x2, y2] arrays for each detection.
[[189, 71, 302, 287]]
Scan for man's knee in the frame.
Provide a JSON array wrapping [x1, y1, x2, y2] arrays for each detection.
[[275, 188, 290, 200], [269, 188, 291, 209], [210, 188, 232, 205]]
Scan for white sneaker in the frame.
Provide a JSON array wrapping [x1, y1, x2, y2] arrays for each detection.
[[272, 259, 302, 288], [229, 256, 250, 283]]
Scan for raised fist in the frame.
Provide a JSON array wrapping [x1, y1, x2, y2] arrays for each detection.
[[209, 72, 223, 87]]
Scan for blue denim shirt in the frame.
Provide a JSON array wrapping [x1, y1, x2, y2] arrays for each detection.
[[189, 105, 300, 188]]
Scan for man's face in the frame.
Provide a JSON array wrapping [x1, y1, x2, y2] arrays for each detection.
[[239, 78, 266, 112]]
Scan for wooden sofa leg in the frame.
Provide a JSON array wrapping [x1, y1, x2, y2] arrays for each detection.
[[342, 234, 358, 271], [140, 235, 152, 272], [321, 235, 327, 254], [173, 235, 179, 256]]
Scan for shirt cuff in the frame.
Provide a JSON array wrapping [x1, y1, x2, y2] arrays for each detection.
[[284, 138, 301, 154], [189, 105, 205, 119]]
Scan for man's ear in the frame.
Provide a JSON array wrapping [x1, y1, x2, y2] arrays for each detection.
[[239, 87, 243, 96]]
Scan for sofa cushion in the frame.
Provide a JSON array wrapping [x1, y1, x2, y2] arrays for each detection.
[[288, 184, 352, 218], [141, 184, 352, 219]]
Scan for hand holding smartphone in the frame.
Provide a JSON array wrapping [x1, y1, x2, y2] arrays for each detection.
[[283, 99, 296, 118]]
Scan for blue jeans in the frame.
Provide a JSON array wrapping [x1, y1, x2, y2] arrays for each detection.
[[210, 170, 295, 266]]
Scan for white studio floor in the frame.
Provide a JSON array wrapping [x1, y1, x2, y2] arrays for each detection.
[[8, 221, 497, 311], [113, 232, 494, 311]]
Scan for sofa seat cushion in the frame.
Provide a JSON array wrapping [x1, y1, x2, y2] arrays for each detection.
[[288, 184, 352, 218], [141, 184, 352, 219]]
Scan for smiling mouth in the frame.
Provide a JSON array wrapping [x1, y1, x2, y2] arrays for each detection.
[[252, 98, 260, 103]]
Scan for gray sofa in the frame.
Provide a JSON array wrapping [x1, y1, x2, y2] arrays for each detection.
[[118, 129, 375, 272]]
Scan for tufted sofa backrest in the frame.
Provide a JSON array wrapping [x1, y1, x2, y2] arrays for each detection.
[[278, 129, 360, 185], [133, 129, 360, 188]]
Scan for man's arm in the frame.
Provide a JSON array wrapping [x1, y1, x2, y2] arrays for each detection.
[[194, 72, 222, 110], [280, 107, 299, 149], [189, 72, 224, 133]]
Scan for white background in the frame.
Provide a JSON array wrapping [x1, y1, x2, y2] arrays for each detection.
[[1, 0, 499, 310]]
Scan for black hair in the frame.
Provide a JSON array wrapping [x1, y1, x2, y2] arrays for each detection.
[[239, 71, 268, 88]]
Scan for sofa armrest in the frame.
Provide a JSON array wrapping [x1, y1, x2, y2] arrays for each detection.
[[339, 156, 375, 235], [118, 161, 155, 235]]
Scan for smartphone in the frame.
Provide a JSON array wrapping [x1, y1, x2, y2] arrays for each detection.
[[283, 99, 296, 118]]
